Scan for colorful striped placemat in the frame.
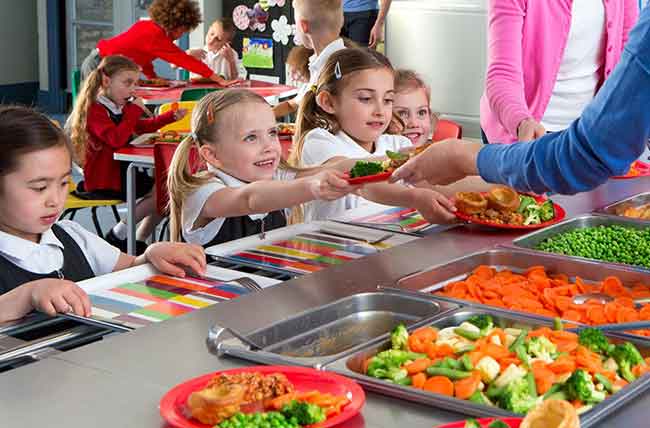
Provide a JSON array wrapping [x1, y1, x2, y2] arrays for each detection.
[[350, 207, 432, 233], [222, 230, 394, 275], [88, 275, 250, 329]]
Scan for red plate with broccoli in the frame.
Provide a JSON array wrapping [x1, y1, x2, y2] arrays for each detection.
[[345, 151, 411, 184]]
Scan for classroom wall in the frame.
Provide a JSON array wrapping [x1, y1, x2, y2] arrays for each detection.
[[190, 0, 224, 46], [0, 0, 39, 104]]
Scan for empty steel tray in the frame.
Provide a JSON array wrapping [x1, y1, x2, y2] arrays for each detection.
[[207, 291, 457, 368], [323, 307, 650, 428]]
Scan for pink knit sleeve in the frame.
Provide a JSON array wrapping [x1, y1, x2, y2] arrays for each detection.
[[484, 0, 532, 137], [622, 0, 639, 46]]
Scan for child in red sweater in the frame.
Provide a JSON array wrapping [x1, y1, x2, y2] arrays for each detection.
[[68, 55, 186, 254]]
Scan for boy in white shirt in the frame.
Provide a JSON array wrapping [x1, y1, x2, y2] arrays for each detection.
[[188, 18, 246, 80], [273, 0, 347, 118]]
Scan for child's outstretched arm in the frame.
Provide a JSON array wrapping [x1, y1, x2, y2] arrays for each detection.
[[113, 242, 207, 278], [0, 279, 91, 323], [200, 170, 356, 220]]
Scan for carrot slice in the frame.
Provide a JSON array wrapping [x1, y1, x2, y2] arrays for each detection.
[[412, 372, 427, 389], [548, 356, 576, 374], [435, 343, 455, 358], [603, 276, 625, 296], [454, 372, 482, 400], [423, 375, 454, 396], [404, 358, 432, 375]]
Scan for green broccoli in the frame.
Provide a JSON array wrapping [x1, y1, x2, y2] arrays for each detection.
[[368, 365, 409, 383], [374, 349, 426, 366], [526, 336, 558, 361], [463, 419, 481, 428], [578, 328, 614, 355], [498, 376, 537, 414], [366, 349, 425, 380], [281, 400, 326, 425], [467, 314, 494, 335], [523, 204, 542, 225], [539, 200, 556, 222], [564, 369, 606, 403], [391, 323, 409, 351], [611, 342, 645, 382], [517, 195, 538, 213], [349, 161, 384, 178], [487, 421, 511, 428], [468, 390, 492, 406]]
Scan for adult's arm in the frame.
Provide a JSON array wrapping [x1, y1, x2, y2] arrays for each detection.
[[477, 6, 650, 194], [154, 37, 214, 78], [483, 0, 532, 137], [369, 0, 393, 48]]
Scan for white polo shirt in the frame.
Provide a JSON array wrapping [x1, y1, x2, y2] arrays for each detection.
[[182, 168, 295, 245], [300, 128, 413, 221], [294, 38, 346, 104], [0, 220, 121, 276], [191, 45, 247, 80]]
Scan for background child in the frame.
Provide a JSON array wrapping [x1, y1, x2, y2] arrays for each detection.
[[393, 69, 439, 146], [187, 18, 246, 81], [0, 106, 206, 323], [167, 89, 357, 246], [273, 0, 347, 119], [286, 45, 314, 88], [68, 55, 187, 254], [291, 47, 456, 223]]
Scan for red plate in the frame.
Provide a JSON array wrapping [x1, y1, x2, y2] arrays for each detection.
[[454, 194, 566, 230], [159, 365, 365, 428], [435, 417, 523, 428], [612, 160, 650, 179], [345, 170, 392, 185]]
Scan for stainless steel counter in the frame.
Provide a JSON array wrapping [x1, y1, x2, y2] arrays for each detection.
[[2, 178, 649, 427]]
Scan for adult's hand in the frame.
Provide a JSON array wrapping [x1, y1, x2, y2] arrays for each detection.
[[368, 19, 384, 48], [390, 139, 482, 185], [517, 118, 546, 141]]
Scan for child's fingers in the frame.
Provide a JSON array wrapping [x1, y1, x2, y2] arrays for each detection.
[[52, 295, 73, 314], [436, 194, 457, 212], [63, 291, 86, 316], [71, 285, 92, 317], [155, 259, 186, 278]]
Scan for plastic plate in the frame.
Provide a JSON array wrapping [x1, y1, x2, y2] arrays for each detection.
[[435, 417, 523, 428], [612, 160, 650, 179], [159, 365, 365, 428], [345, 170, 392, 185]]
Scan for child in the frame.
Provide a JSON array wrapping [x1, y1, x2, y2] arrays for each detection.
[[68, 55, 187, 254], [167, 89, 358, 246], [273, 0, 347, 119], [0, 106, 207, 323], [286, 45, 314, 88], [291, 47, 457, 223], [393, 69, 439, 146], [81, 0, 237, 86], [187, 18, 246, 81]]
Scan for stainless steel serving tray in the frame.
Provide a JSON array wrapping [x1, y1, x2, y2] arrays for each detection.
[[508, 214, 650, 271], [394, 247, 650, 342], [323, 307, 650, 428], [207, 291, 458, 368], [594, 192, 650, 223]]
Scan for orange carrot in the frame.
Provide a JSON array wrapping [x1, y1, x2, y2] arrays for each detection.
[[404, 358, 432, 375], [454, 372, 482, 400], [412, 372, 427, 389], [423, 376, 454, 396]]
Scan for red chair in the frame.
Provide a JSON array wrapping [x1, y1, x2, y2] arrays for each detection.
[[432, 119, 463, 141], [153, 143, 201, 239]]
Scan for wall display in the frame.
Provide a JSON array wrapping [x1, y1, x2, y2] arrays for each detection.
[[271, 15, 293, 45], [242, 37, 274, 69]]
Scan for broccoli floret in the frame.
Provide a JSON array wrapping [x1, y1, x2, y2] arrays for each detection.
[[526, 336, 558, 361], [368, 365, 409, 383], [498, 377, 537, 414], [487, 421, 511, 428], [281, 400, 326, 425], [468, 390, 492, 406], [539, 200, 556, 222], [391, 323, 409, 351], [463, 419, 482, 428], [611, 342, 645, 382], [467, 314, 494, 334], [517, 195, 538, 213], [564, 369, 606, 404], [349, 161, 384, 178], [375, 349, 426, 367], [367, 349, 426, 379], [579, 328, 614, 355]]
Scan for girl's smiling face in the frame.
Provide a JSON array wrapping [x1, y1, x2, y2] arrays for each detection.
[[102, 69, 139, 106], [0, 145, 71, 242], [203, 102, 281, 182], [322, 68, 395, 150], [393, 87, 436, 146]]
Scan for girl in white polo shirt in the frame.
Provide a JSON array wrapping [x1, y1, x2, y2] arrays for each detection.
[[0, 106, 207, 323], [291, 48, 457, 222]]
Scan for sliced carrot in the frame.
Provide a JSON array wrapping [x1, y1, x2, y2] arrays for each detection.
[[468, 350, 485, 367], [561, 310, 583, 323], [484, 343, 512, 360], [408, 326, 437, 353], [548, 356, 576, 374], [640, 305, 650, 321], [412, 372, 427, 389], [550, 330, 578, 342], [454, 372, 482, 400], [529, 327, 553, 338], [532, 365, 555, 395], [617, 307, 640, 324], [404, 358, 432, 375], [586, 305, 607, 324], [554, 339, 579, 353], [423, 375, 454, 396], [603, 276, 625, 296], [604, 302, 620, 323], [267, 392, 298, 410], [473, 265, 495, 280], [435, 343, 455, 358]]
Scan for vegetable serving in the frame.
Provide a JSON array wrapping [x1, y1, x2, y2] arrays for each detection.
[[456, 187, 555, 226], [364, 320, 650, 415]]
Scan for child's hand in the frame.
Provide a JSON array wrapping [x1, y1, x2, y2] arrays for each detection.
[[309, 170, 359, 201], [28, 279, 91, 317], [173, 108, 188, 121], [220, 44, 236, 62], [131, 97, 147, 112], [409, 188, 457, 224], [188, 48, 207, 60], [144, 242, 207, 278]]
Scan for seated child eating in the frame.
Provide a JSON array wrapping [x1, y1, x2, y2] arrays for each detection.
[[188, 18, 246, 81]]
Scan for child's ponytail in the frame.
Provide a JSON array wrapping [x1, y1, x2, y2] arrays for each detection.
[[67, 55, 140, 166]]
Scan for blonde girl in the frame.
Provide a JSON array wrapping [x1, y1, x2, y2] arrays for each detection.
[[290, 47, 456, 223], [68, 55, 186, 254], [0, 106, 206, 323], [167, 89, 357, 247], [393, 69, 439, 146]]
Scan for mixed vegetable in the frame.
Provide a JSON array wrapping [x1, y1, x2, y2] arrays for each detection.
[[462, 419, 511, 428], [218, 398, 328, 428], [349, 161, 385, 178], [363, 320, 650, 415], [536, 225, 650, 269], [517, 195, 555, 225]]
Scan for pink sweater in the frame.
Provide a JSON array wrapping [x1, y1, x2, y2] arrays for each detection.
[[479, 0, 638, 144]]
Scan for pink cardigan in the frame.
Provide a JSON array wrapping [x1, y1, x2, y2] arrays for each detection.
[[479, 0, 638, 144]]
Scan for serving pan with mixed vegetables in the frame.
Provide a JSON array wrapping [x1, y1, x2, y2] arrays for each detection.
[[363, 316, 650, 415]]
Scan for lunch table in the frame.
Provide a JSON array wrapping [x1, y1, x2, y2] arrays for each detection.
[[134, 79, 297, 106]]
